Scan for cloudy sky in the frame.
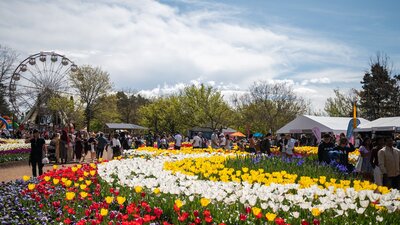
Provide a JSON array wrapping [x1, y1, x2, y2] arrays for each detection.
[[1, 0, 399, 111]]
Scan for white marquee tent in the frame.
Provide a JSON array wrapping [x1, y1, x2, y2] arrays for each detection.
[[354, 117, 400, 132], [277, 115, 369, 135]]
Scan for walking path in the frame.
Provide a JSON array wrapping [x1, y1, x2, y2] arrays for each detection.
[[0, 154, 103, 183]]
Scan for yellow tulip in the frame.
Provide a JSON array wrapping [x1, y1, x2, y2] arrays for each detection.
[[311, 208, 321, 217], [175, 199, 184, 208], [44, 176, 51, 182], [83, 171, 89, 177], [65, 192, 75, 200], [266, 212, 277, 221], [90, 163, 96, 169], [117, 196, 126, 205], [28, 183, 35, 191], [90, 170, 96, 176], [53, 165, 58, 170], [80, 184, 87, 190], [153, 188, 160, 195], [85, 180, 92, 186], [80, 191, 88, 198], [53, 178, 60, 185], [22, 175, 30, 182], [105, 196, 114, 204], [100, 208, 108, 216], [71, 167, 78, 172], [200, 198, 211, 207], [77, 164, 82, 169], [65, 180, 72, 187], [252, 207, 261, 216], [134, 186, 143, 193]]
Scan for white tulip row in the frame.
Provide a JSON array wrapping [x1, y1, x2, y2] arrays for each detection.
[[97, 150, 400, 220]]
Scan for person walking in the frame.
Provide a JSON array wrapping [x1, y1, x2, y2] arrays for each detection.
[[174, 132, 183, 150], [111, 133, 122, 157], [378, 137, 400, 189], [358, 137, 373, 180], [25, 129, 47, 177], [192, 133, 202, 149], [370, 137, 384, 186], [248, 134, 257, 153], [260, 133, 272, 155], [60, 130, 69, 164], [96, 132, 108, 159], [211, 129, 220, 149], [75, 132, 84, 163]]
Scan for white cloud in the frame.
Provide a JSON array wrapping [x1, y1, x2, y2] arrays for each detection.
[[0, 0, 365, 110]]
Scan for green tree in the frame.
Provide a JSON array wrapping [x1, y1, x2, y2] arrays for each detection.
[[359, 53, 400, 120], [179, 84, 233, 130], [324, 89, 357, 117], [91, 94, 121, 131], [233, 81, 309, 133], [48, 95, 84, 129], [70, 65, 112, 132], [116, 90, 150, 124], [138, 96, 184, 133]]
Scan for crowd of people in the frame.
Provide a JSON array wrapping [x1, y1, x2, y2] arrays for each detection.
[[19, 128, 400, 190], [318, 133, 400, 189]]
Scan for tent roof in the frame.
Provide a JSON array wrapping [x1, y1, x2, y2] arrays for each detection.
[[354, 117, 400, 132], [105, 123, 148, 130], [277, 115, 369, 134]]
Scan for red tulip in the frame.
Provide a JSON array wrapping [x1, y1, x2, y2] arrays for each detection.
[[64, 218, 72, 225], [203, 210, 211, 217], [275, 217, 285, 225], [193, 210, 199, 217], [245, 206, 251, 214], [195, 217, 202, 223], [301, 219, 309, 225], [205, 216, 213, 223], [178, 212, 189, 222], [239, 214, 247, 221], [313, 218, 320, 225]]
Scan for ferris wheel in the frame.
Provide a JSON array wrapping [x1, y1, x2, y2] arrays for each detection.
[[8, 51, 78, 122]]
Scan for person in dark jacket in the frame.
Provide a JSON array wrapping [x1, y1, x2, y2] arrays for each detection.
[[331, 137, 356, 171], [318, 133, 335, 163], [26, 129, 47, 177], [260, 133, 272, 155]]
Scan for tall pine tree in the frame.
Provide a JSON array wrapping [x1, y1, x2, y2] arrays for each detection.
[[359, 53, 399, 120]]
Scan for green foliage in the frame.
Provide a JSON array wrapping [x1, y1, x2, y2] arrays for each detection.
[[324, 89, 356, 117], [179, 84, 233, 130], [359, 53, 400, 120], [116, 91, 150, 124], [90, 94, 122, 131], [48, 95, 84, 128], [139, 84, 234, 133], [139, 95, 185, 133], [232, 81, 309, 133]]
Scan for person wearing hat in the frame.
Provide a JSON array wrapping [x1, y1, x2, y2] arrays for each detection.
[[25, 129, 47, 177]]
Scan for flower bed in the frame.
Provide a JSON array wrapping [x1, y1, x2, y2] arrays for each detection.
[[0, 140, 31, 163], [1, 147, 399, 224]]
